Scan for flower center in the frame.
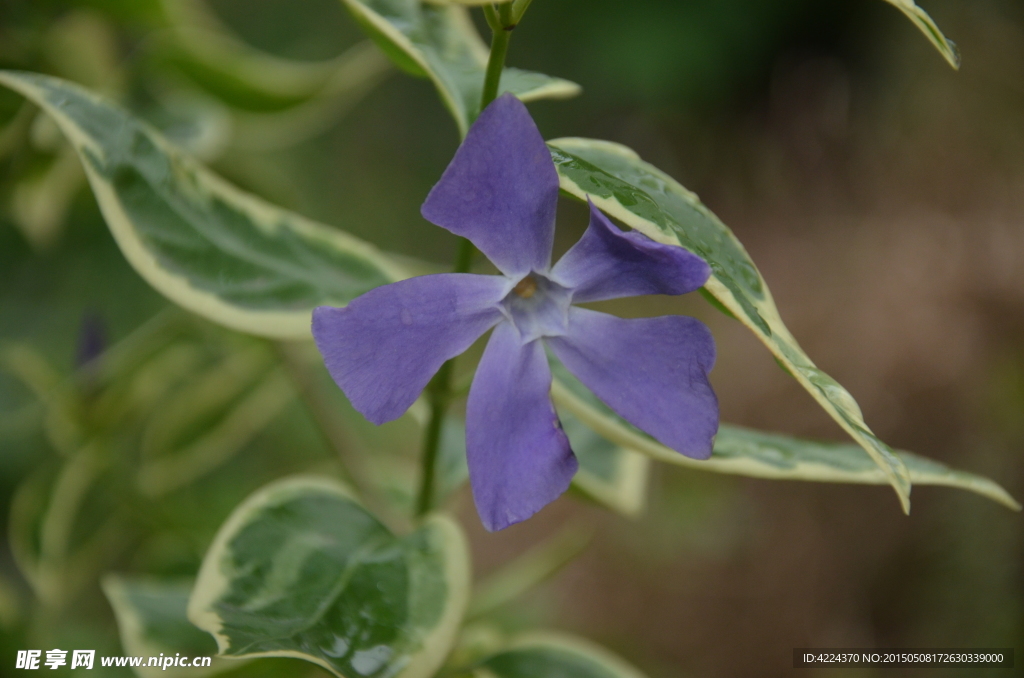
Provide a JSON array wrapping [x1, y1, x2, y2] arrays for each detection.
[[500, 272, 572, 344], [512, 275, 538, 298]]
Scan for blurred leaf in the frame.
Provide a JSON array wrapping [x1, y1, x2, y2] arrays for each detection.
[[435, 416, 470, 503], [144, 92, 233, 161], [162, 6, 347, 100], [91, 340, 205, 429], [1, 312, 216, 454], [43, 10, 126, 95], [0, 101, 35, 160], [10, 143, 85, 250], [188, 476, 470, 678], [548, 136, 913, 512], [0, 573, 22, 630], [228, 42, 391, 151], [135, 340, 273, 453], [319, 393, 464, 516], [102, 576, 240, 678], [159, 0, 392, 124], [9, 9, 126, 250], [882, 0, 960, 69], [468, 523, 591, 620], [340, 0, 580, 135], [470, 632, 649, 678], [0, 344, 80, 456], [0, 71, 409, 339], [550, 361, 1020, 510], [562, 408, 649, 518], [0, 401, 43, 441], [137, 343, 295, 497], [85, 311, 278, 432], [275, 341, 449, 520], [9, 445, 127, 606]]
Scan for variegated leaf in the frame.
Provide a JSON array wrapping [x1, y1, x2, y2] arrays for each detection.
[[471, 632, 649, 678], [136, 341, 295, 497], [548, 136, 914, 512], [8, 444, 126, 607], [161, 0, 363, 103], [549, 361, 1020, 511], [188, 476, 470, 678], [340, 0, 580, 135], [102, 576, 237, 678], [0, 71, 408, 340], [561, 409, 649, 518], [882, 0, 960, 69], [159, 0, 393, 150]]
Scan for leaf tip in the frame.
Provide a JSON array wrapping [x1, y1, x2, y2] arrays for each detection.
[[896, 484, 912, 515]]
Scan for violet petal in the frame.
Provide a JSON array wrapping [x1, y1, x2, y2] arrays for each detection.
[[547, 307, 719, 459], [551, 201, 710, 303], [421, 94, 558, 277], [467, 322, 577, 531], [312, 273, 507, 425]]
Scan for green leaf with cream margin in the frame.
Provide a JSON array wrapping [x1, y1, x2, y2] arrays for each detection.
[[882, 0, 960, 70], [0, 71, 408, 340], [470, 632, 650, 678], [548, 136, 916, 512], [102, 576, 237, 678], [550, 361, 1020, 511], [341, 0, 580, 136], [187, 476, 471, 678], [562, 409, 649, 517]]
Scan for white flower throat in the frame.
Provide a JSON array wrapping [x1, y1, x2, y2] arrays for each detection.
[[500, 272, 572, 344]]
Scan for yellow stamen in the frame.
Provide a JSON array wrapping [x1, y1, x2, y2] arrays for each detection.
[[513, 275, 537, 298]]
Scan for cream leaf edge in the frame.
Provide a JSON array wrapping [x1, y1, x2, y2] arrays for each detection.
[[340, 0, 579, 136], [548, 135, 913, 513], [476, 631, 651, 678], [186, 475, 471, 678], [551, 378, 1020, 511], [0, 71, 409, 341], [101, 575, 242, 678]]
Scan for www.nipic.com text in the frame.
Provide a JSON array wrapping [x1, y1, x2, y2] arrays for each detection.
[[16, 650, 214, 670]]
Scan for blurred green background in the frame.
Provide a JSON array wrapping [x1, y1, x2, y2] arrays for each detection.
[[1, 0, 1022, 676]]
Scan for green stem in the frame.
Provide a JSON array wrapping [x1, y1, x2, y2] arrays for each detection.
[[480, 3, 515, 112], [414, 238, 475, 517], [416, 3, 521, 517], [453, 236, 476, 273], [415, 361, 453, 516]]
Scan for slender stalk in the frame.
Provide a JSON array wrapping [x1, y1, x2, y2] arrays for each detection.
[[414, 238, 475, 516], [415, 360, 453, 516], [415, 2, 521, 517], [480, 3, 515, 112], [453, 236, 476, 273]]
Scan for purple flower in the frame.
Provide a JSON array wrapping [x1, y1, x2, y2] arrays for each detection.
[[313, 94, 718, 531]]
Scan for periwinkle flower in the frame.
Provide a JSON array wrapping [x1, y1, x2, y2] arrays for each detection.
[[313, 94, 718, 531]]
